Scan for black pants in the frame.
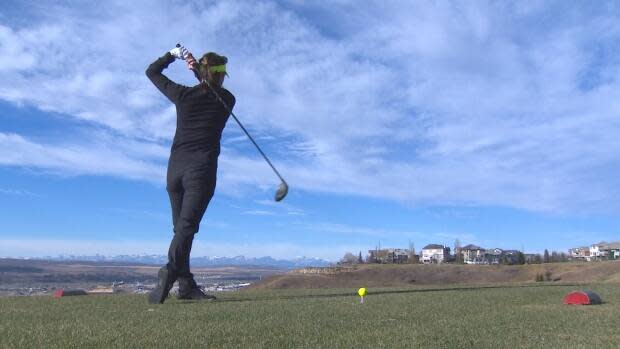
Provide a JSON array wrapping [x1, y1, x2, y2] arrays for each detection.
[[165, 152, 217, 280]]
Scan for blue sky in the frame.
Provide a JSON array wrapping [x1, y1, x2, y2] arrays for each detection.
[[1, 1, 620, 260]]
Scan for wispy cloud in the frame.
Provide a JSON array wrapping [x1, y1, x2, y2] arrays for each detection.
[[0, 188, 40, 197], [241, 210, 276, 216], [433, 232, 477, 244], [254, 199, 307, 216], [0, 132, 167, 183], [104, 208, 168, 221], [311, 222, 422, 239], [1, 1, 620, 214]]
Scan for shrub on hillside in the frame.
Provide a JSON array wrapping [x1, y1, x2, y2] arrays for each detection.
[[544, 271, 552, 281]]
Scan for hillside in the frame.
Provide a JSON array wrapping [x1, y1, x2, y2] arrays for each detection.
[[0, 258, 283, 291], [251, 261, 620, 289]]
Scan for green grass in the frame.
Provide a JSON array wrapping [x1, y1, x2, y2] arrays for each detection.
[[1, 283, 619, 348]]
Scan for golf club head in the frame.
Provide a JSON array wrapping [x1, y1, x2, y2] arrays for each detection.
[[275, 182, 289, 202]]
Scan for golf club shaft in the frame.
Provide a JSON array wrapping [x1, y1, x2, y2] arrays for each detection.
[[192, 66, 288, 186]]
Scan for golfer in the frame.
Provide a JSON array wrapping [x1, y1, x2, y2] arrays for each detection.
[[146, 45, 235, 304]]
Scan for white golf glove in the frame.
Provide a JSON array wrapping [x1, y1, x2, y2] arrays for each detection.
[[170, 45, 190, 60]]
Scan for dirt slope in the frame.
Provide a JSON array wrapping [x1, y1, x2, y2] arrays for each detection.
[[250, 261, 620, 289]]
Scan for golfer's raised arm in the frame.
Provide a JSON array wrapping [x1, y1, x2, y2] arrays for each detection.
[[185, 53, 202, 82], [145, 51, 187, 104]]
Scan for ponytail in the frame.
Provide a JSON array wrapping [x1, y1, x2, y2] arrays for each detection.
[[197, 52, 227, 90]]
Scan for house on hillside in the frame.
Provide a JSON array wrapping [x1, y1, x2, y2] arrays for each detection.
[[368, 248, 410, 264], [590, 242, 608, 261], [502, 250, 521, 264], [524, 253, 541, 263], [421, 244, 450, 264], [391, 249, 410, 263], [461, 244, 486, 264], [485, 248, 504, 265], [608, 242, 620, 259], [485, 248, 522, 265], [590, 241, 620, 260], [569, 247, 590, 261]]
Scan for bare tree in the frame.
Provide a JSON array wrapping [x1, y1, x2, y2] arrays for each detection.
[[367, 248, 376, 263], [550, 251, 559, 263], [340, 252, 357, 265], [408, 240, 417, 264], [454, 239, 463, 264], [517, 251, 526, 265], [534, 254, 543, 264]]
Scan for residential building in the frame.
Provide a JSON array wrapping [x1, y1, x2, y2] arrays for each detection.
[[569, 247, 590, 261], [368, 248, 410, 264], [481, 248, 522, 264], [503, 250, 521, 264], [421, 244, 450, 264], [591, 241, 620, 260], [485, 248, 503, 265], [461, 244, 485, 264], [524, 253, 541, 263], [608, 242, 620, 259], [590, 242, 608, 261]]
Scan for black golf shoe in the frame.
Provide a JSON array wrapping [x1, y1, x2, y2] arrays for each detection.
[[148, 266, 175, 304], [177, 278, 216, 301]]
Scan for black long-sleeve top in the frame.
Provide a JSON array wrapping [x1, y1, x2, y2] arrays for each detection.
[[146, 52, 235, 157]]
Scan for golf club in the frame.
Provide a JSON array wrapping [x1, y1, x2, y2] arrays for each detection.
[[177, 44, 289, 202]]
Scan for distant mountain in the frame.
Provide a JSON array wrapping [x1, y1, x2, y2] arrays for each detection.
[[33, 254, 332, 268], [191, 255, 332, 268]]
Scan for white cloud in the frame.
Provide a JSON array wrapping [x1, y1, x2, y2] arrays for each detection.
[[252, 199, 307, 216], [1, 1, 620, 213], [433, 232, 477, 244], [241, 210, 276, 216], [0, 132, 167, 182], [310, 222, 422, 239]]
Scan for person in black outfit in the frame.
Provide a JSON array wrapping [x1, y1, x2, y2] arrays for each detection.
[[146, 45, 235, 304]]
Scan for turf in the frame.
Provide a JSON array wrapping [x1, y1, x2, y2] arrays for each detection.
[[1, 283, 618, 348]]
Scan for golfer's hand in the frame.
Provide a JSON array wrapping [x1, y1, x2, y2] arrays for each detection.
[[186, 53, 198, 70], [170, 45, 190, 60]]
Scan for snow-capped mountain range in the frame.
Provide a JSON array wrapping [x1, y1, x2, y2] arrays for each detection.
[[31, 254, 332, 268]]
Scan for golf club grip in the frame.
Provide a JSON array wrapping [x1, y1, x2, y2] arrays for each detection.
[[190, 67, 288, 185]]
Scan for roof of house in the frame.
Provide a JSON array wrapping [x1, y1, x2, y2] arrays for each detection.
[[599, 241, 620, 249], [462, 244, 483, 250], [422, 244, 445, 250]]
